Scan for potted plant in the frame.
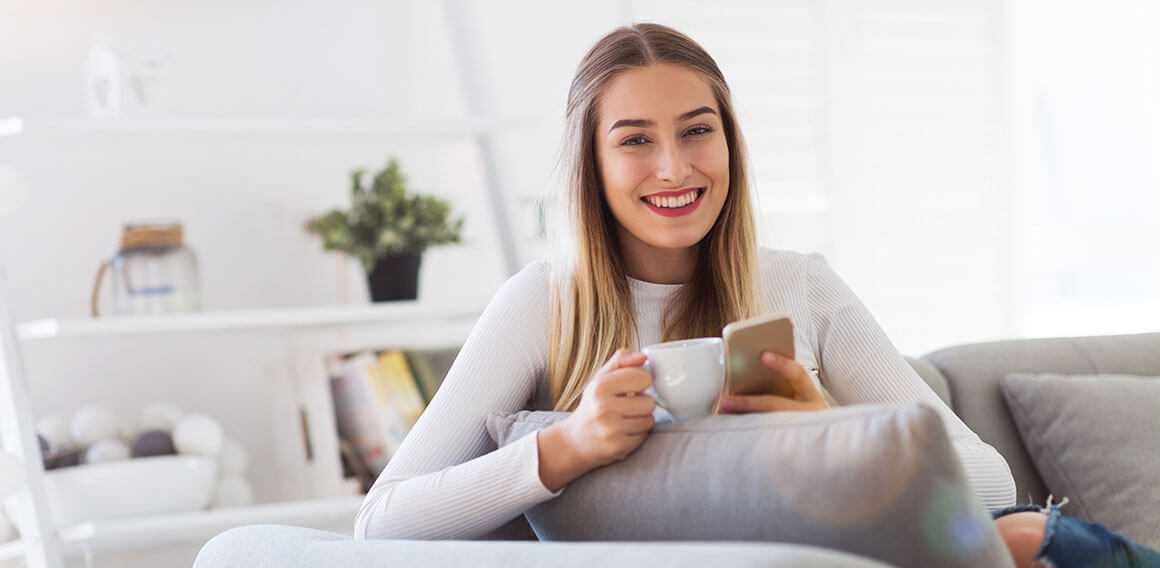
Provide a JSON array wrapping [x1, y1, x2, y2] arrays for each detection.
[[305, 158, 465, 302]]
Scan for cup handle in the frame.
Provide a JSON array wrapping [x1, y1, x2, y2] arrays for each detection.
[[639, 358, 666, 422], [640, 358, 656, 396]]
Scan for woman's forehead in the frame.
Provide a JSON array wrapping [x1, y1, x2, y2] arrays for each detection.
[[598, 64, 717, 128]]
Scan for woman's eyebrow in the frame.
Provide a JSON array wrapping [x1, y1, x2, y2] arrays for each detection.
[[607, 106, 717, 133]]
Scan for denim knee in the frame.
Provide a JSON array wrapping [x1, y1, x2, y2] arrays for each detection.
[[992, 495, 1160, 567]]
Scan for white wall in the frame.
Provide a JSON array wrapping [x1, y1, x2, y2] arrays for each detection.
[[1009, 0, 1160, 337]]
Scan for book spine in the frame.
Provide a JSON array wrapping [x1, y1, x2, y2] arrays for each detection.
[[332, 352, 396, 475], [403, 351, 438, 404], [368, 350, 427, 432]]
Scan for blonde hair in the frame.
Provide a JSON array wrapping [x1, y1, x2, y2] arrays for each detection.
[[547, 23, 767, 411]]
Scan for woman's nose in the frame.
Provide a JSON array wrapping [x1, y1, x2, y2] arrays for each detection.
[[655, 142, 693, 184]]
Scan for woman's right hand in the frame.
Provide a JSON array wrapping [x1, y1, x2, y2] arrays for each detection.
[[556, 349, 657, 470]]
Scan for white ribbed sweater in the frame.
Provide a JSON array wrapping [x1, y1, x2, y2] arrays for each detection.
[[354, 248, 1017, 540]]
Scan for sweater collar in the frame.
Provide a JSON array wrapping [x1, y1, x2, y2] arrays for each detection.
[[627, 275, 684, 301]]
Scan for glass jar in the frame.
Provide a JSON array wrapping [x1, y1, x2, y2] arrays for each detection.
[[90, 220, 202, 317]]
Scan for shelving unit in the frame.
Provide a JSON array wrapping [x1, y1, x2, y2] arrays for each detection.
[[0, 4, 529, 565], [0, 298, 483, 566]]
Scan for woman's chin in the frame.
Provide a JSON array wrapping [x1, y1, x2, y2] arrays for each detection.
[[641, 230, 710, 251]]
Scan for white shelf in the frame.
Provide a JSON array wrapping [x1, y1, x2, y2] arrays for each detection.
[[3, 116, 554, 138], [0, 496, 362, 561], [17, 302, 484, 341]]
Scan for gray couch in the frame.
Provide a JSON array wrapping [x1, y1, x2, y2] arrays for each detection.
[[194, 332, 1160, 567]]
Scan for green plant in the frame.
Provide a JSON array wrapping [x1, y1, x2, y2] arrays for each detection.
[[305, 157, 466, 271]]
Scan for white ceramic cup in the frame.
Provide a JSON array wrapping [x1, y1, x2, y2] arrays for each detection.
[[641, 337, 725, 422]]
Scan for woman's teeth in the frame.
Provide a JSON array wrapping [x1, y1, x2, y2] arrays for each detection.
[[644, 188, 702, 208]]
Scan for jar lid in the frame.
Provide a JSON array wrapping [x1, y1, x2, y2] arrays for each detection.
[[121, 220, 183, 250]]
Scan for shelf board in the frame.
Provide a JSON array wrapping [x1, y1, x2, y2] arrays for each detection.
[[3, 116, 553, 138], [0, 495, 362, 560], [18, 301, 483, 341]]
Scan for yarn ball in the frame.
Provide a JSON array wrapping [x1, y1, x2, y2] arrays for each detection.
[[131, 430, 177, 458], [173, 414, 223, 457], [45, 449, 83, 470], [0, 509, 14, 544], [35, 415, 71, 451], [139, 403, 183, 433], [217, 438, 249, 477], [210, 476, 253, 509], [85, 439, 130, 464], [70, 405, 120, 447]]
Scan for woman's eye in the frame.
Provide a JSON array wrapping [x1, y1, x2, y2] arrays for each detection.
[[619, 127, 712, 147]]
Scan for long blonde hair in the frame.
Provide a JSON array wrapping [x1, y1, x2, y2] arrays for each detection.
[[547, 23, 766, 411]]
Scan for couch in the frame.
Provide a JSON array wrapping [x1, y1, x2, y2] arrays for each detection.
[[193, 332, 1160, 567]]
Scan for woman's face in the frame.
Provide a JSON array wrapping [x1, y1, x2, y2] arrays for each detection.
[[594, 63, 730, 252]]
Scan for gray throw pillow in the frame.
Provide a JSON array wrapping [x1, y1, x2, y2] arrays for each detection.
[[485, 402, 1012, 568], [1001, 372, 1160, 548]]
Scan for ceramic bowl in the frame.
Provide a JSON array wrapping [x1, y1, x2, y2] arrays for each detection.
[[32, 455, 217, 527]]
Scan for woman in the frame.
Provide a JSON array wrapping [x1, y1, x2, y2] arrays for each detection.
[[356, 23, 1159, 567]]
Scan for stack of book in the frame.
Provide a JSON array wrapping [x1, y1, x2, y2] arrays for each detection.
[[328, 347, 458, 491]]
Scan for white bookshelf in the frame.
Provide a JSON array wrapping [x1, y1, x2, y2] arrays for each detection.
[[1, 302, 482, 567], [1, 6, 524, 565]]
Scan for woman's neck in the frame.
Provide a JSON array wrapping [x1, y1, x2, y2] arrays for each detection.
[[618, 227, 698, 284]]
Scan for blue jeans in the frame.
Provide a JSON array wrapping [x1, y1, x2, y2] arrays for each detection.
[[991, 495, 1160, 567]]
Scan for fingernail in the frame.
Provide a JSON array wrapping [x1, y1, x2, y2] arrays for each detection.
[[763, 352, 778, 363]]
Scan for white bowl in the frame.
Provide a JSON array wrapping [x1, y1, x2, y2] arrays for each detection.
[[37, 455, 217, 527]]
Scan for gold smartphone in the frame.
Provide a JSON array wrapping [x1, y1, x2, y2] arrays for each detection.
[[719, 312, 797, 406]]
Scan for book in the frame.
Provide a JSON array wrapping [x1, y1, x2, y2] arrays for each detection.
[[328, 347, 456, 479], [404, 347, 459, 402], [328, 352, 396, 475], [366, 350, 427, 433], [329, 349, 429, 472]]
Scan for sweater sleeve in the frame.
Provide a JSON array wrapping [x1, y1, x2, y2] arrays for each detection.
[[354, 261, 564, 540], [803, 252, 1017, 511]]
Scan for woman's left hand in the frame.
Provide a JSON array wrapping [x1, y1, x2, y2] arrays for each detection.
[[717, 352, 830, 413]]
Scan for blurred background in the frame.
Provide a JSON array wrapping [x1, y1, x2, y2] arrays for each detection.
[[1, 0, 1158, 565], [4, 0, 1157, 354]]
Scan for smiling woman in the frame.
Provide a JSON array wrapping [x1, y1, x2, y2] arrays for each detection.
[[544, 25, 768, 419]]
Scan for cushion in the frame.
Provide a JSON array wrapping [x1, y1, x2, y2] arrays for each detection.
[[1001, 372, 1160, 547], [486, 402, 1013, 568]]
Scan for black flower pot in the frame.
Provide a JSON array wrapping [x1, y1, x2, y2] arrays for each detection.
[[366, 252, 422, 302]]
